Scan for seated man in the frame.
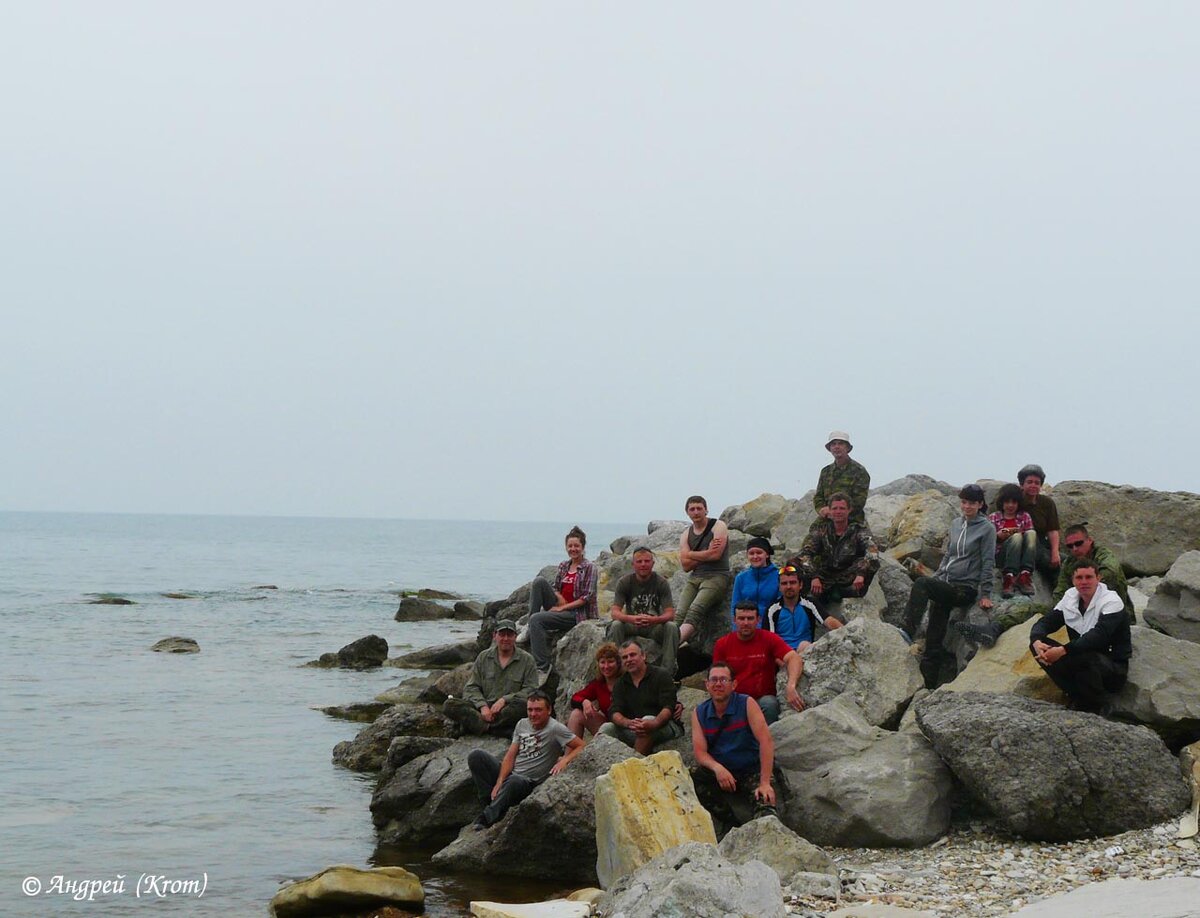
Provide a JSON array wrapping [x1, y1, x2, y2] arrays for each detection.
[[1018, 463, 1061, 577], [712, 603, 803, 724], [796, 492, 879, 611], [764, 567, 843, 652], [444, 619, 539, 736], [691, 662, 778, 829], [466, 690, 584, 829], [1029, 559, 1131, 713], [957, 525, 1136, 648], [606, 547, 680, 676], [1053, 524, 1134, 623], [677, 495, 732, 646], [598, 639, 683, 754]]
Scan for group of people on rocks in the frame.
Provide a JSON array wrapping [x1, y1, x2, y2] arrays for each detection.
[[442, 432, 1135, 834]]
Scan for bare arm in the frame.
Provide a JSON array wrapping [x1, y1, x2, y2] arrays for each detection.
[[783, 650, 804, 711], [690, 521, 729, 562], [549, 736, 585, 775]]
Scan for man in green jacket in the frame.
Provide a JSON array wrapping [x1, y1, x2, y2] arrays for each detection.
[[444, 619, 539, 736], [813, 431, 870, 526], [1053, 524, 1134, 623]]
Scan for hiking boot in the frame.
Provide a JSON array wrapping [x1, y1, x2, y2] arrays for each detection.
[[1017, 570, 1035, 595], [1001, 572, 1016, 599], [954, 620, 1002, 648]]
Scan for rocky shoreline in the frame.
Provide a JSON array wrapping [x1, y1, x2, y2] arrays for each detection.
[[285, 474, 1200, 918]]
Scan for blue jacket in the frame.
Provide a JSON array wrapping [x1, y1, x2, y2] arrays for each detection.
[[730, 564, 780, 626]]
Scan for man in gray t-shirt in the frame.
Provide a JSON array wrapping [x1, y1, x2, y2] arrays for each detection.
[[466, 690, 584, 829], [606, 547, 680, 676]]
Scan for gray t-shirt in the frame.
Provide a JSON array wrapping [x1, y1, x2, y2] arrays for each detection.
[[613, 572, 674, 617], [511, 716, 576, 781]]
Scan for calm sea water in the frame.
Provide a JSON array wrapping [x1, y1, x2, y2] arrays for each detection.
[[0, 512, 637, 916]]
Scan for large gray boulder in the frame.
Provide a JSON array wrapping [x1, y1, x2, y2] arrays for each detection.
[[720, 493, 794, 538], [886, 491, 959, 569], [308, 634, 389, 670], [871, 474, 957, 497], [552, 621, 611, 719], [717, 815, 837, 896], [797, 616, 922, 729], [331, 703, 453, 772], [387, 639, 479, 669], [414, 662, 473, 705], [1108, 626, 1200, 748], [863, 494, 909, 550], [377, 735, 454, 786], [370, 736, 509, 844], [1049, 481, 1200, 575], [1144, 550, 1200, 644], [395, 596, 458, 621], [772, 695, 952, 847], [914, 691, 1190, 840], [874, 555, 914, 629], [768, 494, 819, 555], [1010, 876, 1200, 917], [431, 735, 636, 883], [600, 842, 785, 918]]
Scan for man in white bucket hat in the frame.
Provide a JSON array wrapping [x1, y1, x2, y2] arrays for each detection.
[[813, 430, 870, 526]]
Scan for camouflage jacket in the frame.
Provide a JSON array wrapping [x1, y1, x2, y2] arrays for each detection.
[[813, 458, 871, 524], [796, 520, 879, 581], [1053, 542, 1134, 622]]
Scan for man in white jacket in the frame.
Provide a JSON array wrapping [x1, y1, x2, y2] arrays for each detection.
[[1029, 559, 1131, 713]]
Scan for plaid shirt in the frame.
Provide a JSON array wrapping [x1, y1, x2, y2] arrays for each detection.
[[556, 558, 597, 622]]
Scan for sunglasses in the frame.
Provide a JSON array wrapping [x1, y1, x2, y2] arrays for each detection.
[[1065, 540, 1087, 549], [779, 565, 799, 575]]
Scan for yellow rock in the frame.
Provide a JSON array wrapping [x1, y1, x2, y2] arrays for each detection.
[[594, 750, 716, 889], [470, 900, 592, 917], [269, 864, 423, 917], [943, 618, 1067, 703]]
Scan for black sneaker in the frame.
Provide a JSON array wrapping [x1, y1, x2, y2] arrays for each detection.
[[472, 817, 489, 832], [954, 621, 1000, 648]]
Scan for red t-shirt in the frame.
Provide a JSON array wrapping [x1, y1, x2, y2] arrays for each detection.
[[560, 571, 576, 604], [712, 629, 791, 699]]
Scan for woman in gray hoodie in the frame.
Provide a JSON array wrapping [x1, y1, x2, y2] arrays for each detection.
[[904, 484, 996, 689]]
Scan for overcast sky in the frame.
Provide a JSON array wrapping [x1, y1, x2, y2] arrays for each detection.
[[3, 2, 1196, 524]]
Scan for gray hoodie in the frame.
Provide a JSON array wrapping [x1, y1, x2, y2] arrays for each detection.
[[934, 513, 996, 600]]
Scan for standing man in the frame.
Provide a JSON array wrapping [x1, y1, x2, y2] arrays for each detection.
[[1030, 559, 1131, 713], [712, 603, 804, 724], [1053, 524, 1134, 623], [1018, 464, 1061, 577], [678, 495, 731, 646], [691, 662, 778, 828], [598, 639, 683, 754], [813, 431, 870, 526], [606, 547, 681, 676], [444, 619, 539, 736], [466, 690, 584, 830], [796, 492, 880, 611], [764, 566, 843, 652]]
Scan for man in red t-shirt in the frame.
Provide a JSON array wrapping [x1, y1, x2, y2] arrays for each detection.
[[712, 602, 804, 724]]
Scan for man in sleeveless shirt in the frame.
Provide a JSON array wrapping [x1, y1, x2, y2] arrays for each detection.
[[691, 661, 778, 828], [677, 495, 732, 647]]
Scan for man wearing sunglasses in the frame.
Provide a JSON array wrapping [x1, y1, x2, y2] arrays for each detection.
[[1052, 525, 1134, 624], [691, 661, 778, 829]]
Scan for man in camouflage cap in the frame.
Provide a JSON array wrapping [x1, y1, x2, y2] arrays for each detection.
[[813, 431, 871, 526]]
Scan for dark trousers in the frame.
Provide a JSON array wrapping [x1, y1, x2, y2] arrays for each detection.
[[905, 577, 976, 688], [807, 570, 874, 616], [528, 576, 578, 670], [1034, 640, 1128, 713], [1035, 536, 1060, 578], [691, 766, 780, 830], [467, 749, 538, 827]]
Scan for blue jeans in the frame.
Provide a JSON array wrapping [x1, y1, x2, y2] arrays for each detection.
[[998, 530, 1036, 574], [528, 577, 578, 670]]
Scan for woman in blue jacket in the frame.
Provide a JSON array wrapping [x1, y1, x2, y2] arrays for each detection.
[[730, 537, 780, 627]]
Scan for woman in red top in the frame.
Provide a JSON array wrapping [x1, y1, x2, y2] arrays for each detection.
[[527, 526, 598, 676], [567, 643, 622, 739]]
